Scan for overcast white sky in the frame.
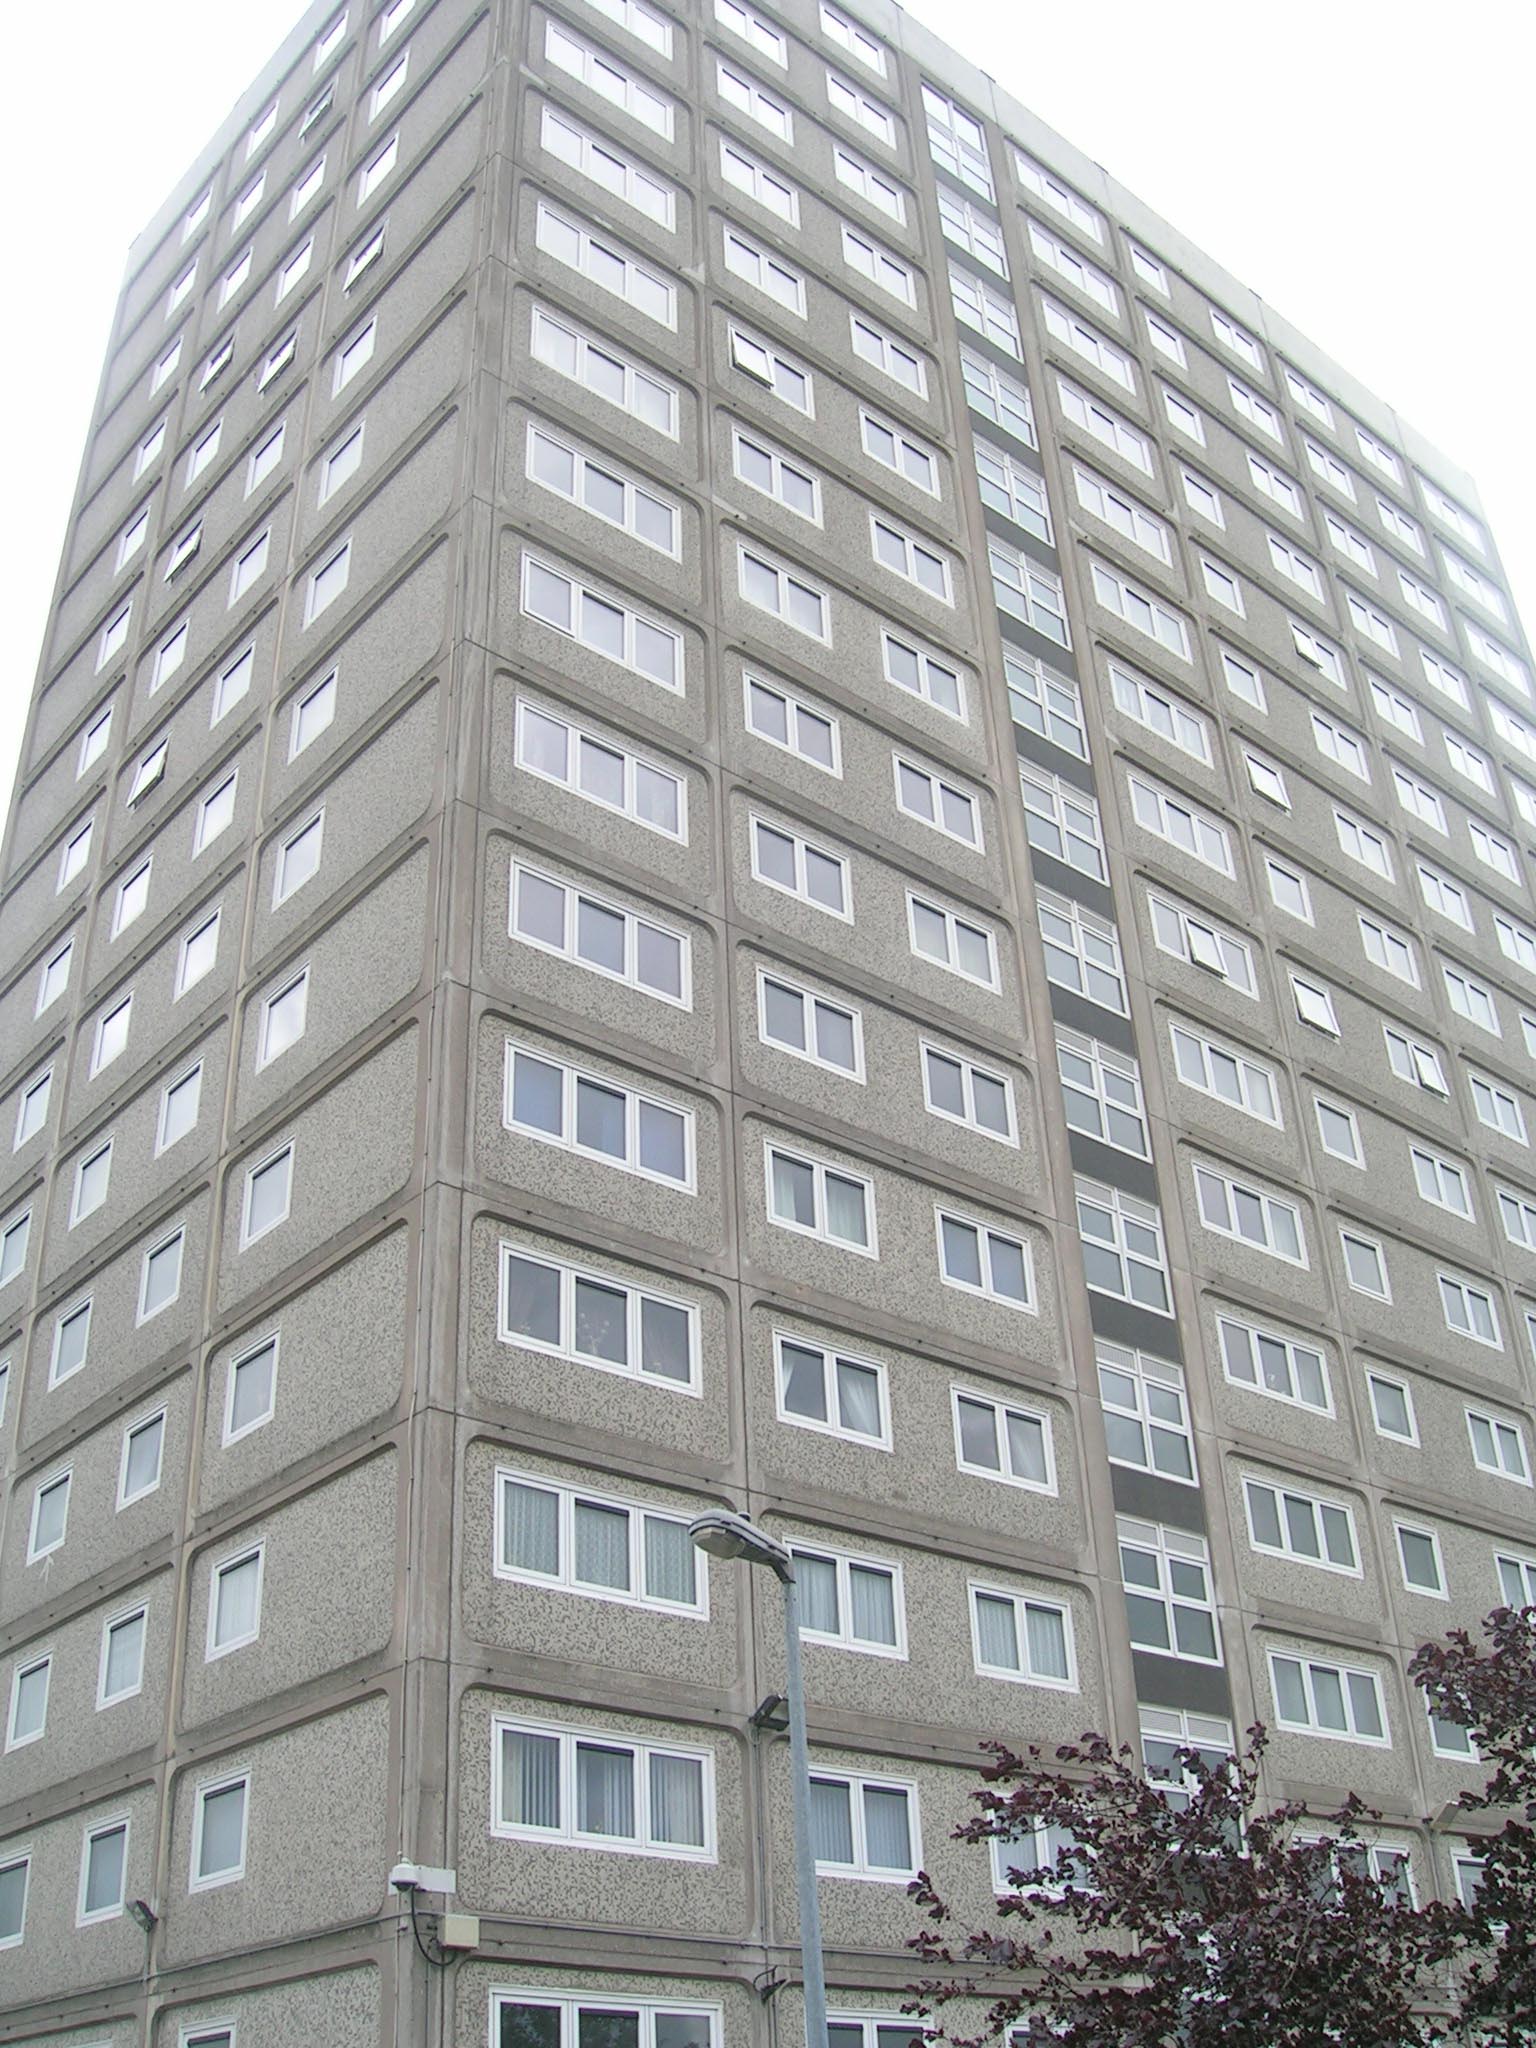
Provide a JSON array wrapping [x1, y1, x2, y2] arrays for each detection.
[[3, 0, 1532, 822]]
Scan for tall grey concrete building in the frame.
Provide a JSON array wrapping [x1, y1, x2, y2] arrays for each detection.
[[1, 0, 1533, 2042]]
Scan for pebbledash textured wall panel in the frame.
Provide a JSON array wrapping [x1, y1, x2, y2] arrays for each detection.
[[0, 0, 1533, 2042]]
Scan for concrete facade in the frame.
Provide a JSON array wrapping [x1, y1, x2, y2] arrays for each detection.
[[1, 0, 1533, 2043]]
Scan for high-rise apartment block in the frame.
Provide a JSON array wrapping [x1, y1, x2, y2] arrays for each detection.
[[1, 0, 1532, 2040]]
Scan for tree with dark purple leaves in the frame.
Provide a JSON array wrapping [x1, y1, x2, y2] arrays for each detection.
[[905, 1726, 1469, 2048], [1410, 1603, 1536, 2047]]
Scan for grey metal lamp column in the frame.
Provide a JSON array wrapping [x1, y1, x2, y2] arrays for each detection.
[[688, 1511, 828, 2048]]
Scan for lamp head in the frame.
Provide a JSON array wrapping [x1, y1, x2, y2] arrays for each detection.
[[127, 1898, 158, 1934], [687, 1510, 792, 1575]]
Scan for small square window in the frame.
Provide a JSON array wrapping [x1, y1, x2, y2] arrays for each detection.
[[176, 910, 222, 997], [274, 813, 324, 903], [1367, 1371, 1417, 1444], [71, 1140, 113, 1226], [77, 1818, 129, 1926], [6, 1656, 50, 1750], [194, 773, 238, 854], [139, 1229, 185, 1322], [118, 1410, 166, 1508], [14, 1066, 52, 1149], [1341, 1230, 1389, 1300], [290, 671, 337, 757], [214, 646, 256, 723], [225, 1336, 278, 1443], [1314, 1098, 1362, 1166], [242, 1146, 294, 1246], [28, 1471, 71, 1561], [208, 1550, 264, 1657], [192, 1774, 250, 1889], [157, 1064, 203, 1154], [305, 540, 351, 621], [258, 969, 309, 1066], [112, 859, 152, 938], [99, 1607, 147, 1708]]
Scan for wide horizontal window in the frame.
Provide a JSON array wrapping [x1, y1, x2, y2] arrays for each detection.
[[500, 1245, 696, 1390], [496, 1469, 702, 1612], [505, 1045, 693, 1188], [495, 1717, 712, 1857]]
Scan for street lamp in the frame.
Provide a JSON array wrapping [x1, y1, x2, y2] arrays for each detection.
[[689, 1510, 827, 2048]]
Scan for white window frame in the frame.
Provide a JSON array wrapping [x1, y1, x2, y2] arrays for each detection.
[[224, 1335, 280, 1445], [1150, 893, 1257, 997], [511, 861, 691, 1010], [765, 1142, 876, 1256], [920, 1040, 1015, 1143], [775, 1331, 889, 1448], [793, 1541, 906, 1658], [1366, 1370, 1417, 1444], [137, 1227, 185, 1324], [522, 553, 684, 690], [1038, 891, 1127, 1011], [494, 1468, 706, 1618], [190, 1774, 250, 1891], [1193, 1162, 1306, 1266], [515, 699, 687, 840], [536, 200, 677, 327], [750, 814, 850, 920], [1076, 1178, 1172, 1315], [492, 1716, 716, 1860], [240, 1144, 294, 1247], [499, 1243, 699, 1395], [1118, 1517, 1221, 1665], [1170, 1023, 1279, 1127], [1466, 1407, 1530, 1484], [1218, 1312, 1332, 1416], [1244, 1476, 1359, 1576], [1056, 1030, 1148, 1156], [1439, 1272, 1502, 1349], [1268, 1651, 1389, 1746], [534, 302, 681, 436], [504, 1044, 696, 1192], [906, 891, 999, 990], [969, 1582, 1077, 1690]]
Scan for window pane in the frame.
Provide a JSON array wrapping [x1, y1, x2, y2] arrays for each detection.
[[580, 2015, 640, 2048], [810, 1777, 853, 1862], [975, 1591, 1018, 1666], [506, 1256, 561, 1345], [957, 1396, 999, 1468], [824, 1172, 868, 1246], [863, 1785, 911, 1869], [836, 1359, 881, 1435], [781, 1342, 828, 1419], [1025, 1603, 1069, 1679], [501, 2006, 562, 2048], [198, 1782, 247, 1875], [574, 1501, 631, 1588], [576, 1743, 635, 1835], [849, 1564, 897, 1644], [84, 1827, 127, 1916], [772, 1154, 816, 1227], [800, 1552, 840, 1632], [505, 1729, 560, 1827], [941, 1216, 982, 1287], [575, 1079, 626, 1156], [644, 1517, 695, 1603], [640, 1297, 690, 1381], [506, 1481, 560, 1575], [649, 1753, 705, 1846], [575, 1277, 627, 1362], [1006, 1411, 1048, 1483]]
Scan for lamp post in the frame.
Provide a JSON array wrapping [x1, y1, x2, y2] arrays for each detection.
[[689, 1510, 827, 2048]]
